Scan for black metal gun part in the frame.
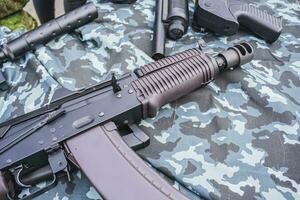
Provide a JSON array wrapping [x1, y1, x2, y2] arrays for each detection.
[[152, 0, 189, 60], [0, 3, 98, 91], [192, 0, 283, 43]]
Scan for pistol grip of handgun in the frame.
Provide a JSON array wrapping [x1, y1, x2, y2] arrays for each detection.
[[232, 4, 283, 43]]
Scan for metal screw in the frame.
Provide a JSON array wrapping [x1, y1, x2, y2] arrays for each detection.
[[6, 159, 12, 164], [52, 137, 58, 142], [99, 112, 105, 117], [116, 93, 122, 98], [124, 120, 129, 125], [128, 89, 133, 94]]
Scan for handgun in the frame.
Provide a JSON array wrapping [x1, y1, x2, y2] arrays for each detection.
[[152, 0, 189, 60], [0, 42, 254, 200], [192, 0, 283, 43], [0, 3, 98, 91]]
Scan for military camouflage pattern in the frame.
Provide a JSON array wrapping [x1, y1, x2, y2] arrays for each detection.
[[0, 0, 29, 19], [0, 11, 37, 31], [0, 0, 300, 199]]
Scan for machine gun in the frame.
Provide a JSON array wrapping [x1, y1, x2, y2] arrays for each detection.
[[152, 0, 189, 60], [192, 0, 283, 43], [0, 42, 254, 200], [0, 3, 98, 91]]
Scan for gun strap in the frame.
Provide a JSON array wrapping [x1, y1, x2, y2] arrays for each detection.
[[65, 122, 190, 200]]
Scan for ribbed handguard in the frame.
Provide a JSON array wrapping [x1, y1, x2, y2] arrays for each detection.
[[132, 48, 219, 118]]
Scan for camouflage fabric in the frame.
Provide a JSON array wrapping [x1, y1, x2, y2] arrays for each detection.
[[0, 0, 300, 199], [0, 11, 37, 31], [0, 0, 29, 19]]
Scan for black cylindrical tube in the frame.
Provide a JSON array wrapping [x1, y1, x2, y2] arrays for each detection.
[[166, 0, 189, 40], [20, 165, 53, 186], [0, 3, 98, 63], [152, 0, 166, 60], [217, 42, 254, 71]]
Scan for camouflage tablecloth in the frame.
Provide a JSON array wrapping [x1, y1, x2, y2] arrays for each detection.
[[0, 0, 300, 199]]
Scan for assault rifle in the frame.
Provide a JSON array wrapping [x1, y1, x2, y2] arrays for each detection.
[[0, 42, 254, 200], [0, 3, 98, 91]]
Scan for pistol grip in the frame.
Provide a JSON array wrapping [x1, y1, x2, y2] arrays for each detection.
[[231, 4, 283, 43]]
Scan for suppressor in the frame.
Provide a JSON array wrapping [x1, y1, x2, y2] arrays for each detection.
[[0, 3, 98, 90]]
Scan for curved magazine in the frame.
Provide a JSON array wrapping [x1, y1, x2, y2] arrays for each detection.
[[65, 122, 190, 200]]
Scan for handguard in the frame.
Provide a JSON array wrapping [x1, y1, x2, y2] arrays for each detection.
[[192, 0, 283, 43], [134, 42, 254, 118]]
